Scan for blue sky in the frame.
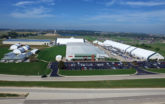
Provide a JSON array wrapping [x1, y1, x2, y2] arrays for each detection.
[[0, 0, 165, 34]]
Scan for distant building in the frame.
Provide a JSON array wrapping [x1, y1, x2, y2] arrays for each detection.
[[66, 42, 108, 61], [3, 39, 51, 46], [56, 37, 85, 45]]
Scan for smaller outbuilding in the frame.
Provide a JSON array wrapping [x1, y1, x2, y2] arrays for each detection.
[[9, 43, 21, 50], [31, 49, 39, 54], [13, 47, 25, 54], [56, 37, 85, 45], [22, 45, 30, 51]]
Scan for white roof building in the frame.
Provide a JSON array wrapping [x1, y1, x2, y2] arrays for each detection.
[[103, 40, 164, 60], [56, 37, 84, 45], [9, 43, 21, 50], [22, 45, 30, 51], [66, 42, 108, 61], [31, 49, 39, 54], [13, 47, 25, 54]]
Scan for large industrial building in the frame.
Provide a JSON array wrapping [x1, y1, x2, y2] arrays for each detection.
[[103, 40, 164, 60], [3, 39, 51, 46], [56, 37, 85, 45], [66, 42, 108, 61]]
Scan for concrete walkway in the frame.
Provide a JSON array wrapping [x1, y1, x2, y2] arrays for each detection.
[[0, 74, 165, 81]]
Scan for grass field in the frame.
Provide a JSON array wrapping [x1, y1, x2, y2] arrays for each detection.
[[146, 68, 165, 73], [0, 93, 21, 97], [0, 47, 10, 59], [59, 69, 136, 76], [1, 78, 165, 88], [0, 62, 50, 75], [38, 46, 66, 62]]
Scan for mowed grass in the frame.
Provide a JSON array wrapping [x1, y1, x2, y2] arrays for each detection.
[[0, 93, 20, 97], [59, 69, 136, 76], [146, 68, 165, 73], [0, 62, 50, 75], [0, 47, 10, 59], [150, 43, 165, 57], [38, 46, 66, 61], [1, 78, 165, 88]]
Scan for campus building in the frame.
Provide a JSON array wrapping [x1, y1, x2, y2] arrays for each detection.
[[3, 39, 51, 46], [66, 42, 108, 61], [56, 37, 85, 45]]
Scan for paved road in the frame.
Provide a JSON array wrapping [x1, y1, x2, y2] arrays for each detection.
[[0, 74, 165, 81], [0, 87, 165, 104]]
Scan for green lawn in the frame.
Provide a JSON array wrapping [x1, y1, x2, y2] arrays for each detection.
[[59, 69, 136, 76], [0, 47, 10, 59], [0, 93, 20, 97], [38, 46, 66, 61], [0, 62, 50, 75], [1, 78, 165, 88], [146, 68, 165, 73]]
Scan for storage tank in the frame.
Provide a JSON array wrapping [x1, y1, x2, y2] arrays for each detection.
[[56, 55, 62, 62], [13, 47, 25, 54], [22, 45, 30, 51]]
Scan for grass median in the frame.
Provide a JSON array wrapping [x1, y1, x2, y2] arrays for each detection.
[[146, 68, 165, 73], [1, 78, 165, 88], [59, 69, 136, 76]]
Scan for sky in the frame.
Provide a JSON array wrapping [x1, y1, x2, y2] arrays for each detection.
[[0, 0, 165, 34]]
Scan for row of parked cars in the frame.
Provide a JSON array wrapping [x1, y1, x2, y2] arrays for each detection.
[[60, 61, 165, 70]]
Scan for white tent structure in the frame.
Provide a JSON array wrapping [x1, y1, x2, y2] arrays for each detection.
[[103, 40, 164, 60], [56, 37, 84, 45], [22, 45, 30, 51], [31, 49, 39, 54], [93, 40, 104, 46], [103, 40, 130, 52], [13, 47, 25, 54], [9, 43, 21, 50]]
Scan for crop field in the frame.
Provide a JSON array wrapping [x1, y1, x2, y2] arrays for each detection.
[[0, 62, 50, 75], [38, 46, 66, 62], [59, 69, 136, 76]]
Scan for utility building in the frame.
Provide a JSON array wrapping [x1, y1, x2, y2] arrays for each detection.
[[3, 39, 51, 46], [56, 37, 85, 45], [66, 43, 108, 61]]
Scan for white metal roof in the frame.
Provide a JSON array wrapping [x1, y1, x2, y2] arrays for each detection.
[[125, 46, 136, 53], [103, 40, 130, 51], [131, 48, 155, 59], [56, 37, 84, 45], [66, 43, 108, 59]]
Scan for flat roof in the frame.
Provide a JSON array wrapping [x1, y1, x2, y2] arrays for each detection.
[[4, 39, 51, 42], [66, 42, 107, 56]]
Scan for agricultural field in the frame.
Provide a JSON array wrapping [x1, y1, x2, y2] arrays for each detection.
[[38, 46, 66, 62], [59, 69, 136, 76]]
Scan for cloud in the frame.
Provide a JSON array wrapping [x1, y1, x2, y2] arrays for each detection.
[[84, 9, 165, 24], [105, 0, 116, 6], [124, 1, 165, 6], [11, 7, 55, 18], [14, 0, 55, 6], [14, 1, 34, 6]]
